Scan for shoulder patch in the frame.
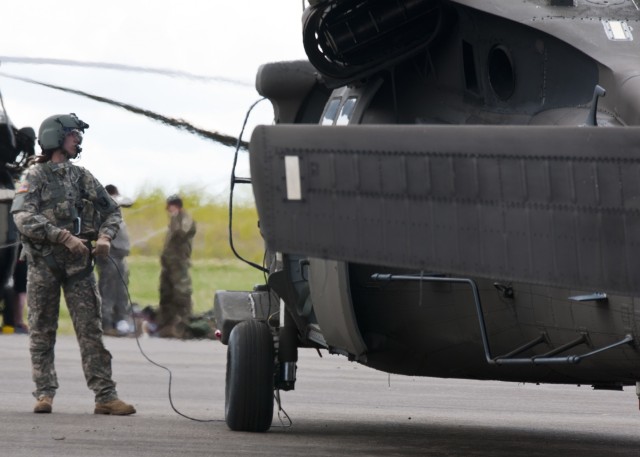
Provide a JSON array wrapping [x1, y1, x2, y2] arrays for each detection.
[[16, 179, 30, 194]]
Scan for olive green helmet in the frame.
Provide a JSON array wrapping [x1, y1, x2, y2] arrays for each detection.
[[38, 113, 89, 151]]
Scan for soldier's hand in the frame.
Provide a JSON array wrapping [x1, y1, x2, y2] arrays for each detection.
[[93, 235, 111, 257], [58, 230, 89, 256]]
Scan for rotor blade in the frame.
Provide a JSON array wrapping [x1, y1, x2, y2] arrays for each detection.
[[0, 56, 252, 87], [0, 72, 248, 150]]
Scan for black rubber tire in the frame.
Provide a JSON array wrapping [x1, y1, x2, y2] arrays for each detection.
[[225, 320, 274, 432]]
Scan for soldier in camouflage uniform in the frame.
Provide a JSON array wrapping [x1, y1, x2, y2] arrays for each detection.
[[96, 184, 132, 335], [11, 113, 135, 415], [157, 194, 196, 338]]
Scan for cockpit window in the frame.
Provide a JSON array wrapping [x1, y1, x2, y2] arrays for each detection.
[[321, 98, 341, 125], [336, 97, 357, 125]]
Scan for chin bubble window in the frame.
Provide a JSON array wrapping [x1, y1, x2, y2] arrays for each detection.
[[321, 98, 341, 125], [336, 97, 357, 125]]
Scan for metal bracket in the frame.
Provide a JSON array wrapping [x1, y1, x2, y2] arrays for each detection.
[[233, 177, 252, 185], [371, 273, 634, 365], [568, 292, 608, 302]]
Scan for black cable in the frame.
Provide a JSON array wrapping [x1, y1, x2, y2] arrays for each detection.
[[107, 255, 223, 423], [228, 97, 268, 273], [110, 254, 294, 428], [274, 390, 292, 428]]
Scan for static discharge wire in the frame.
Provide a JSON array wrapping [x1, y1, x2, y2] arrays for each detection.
[[107, 254, 223, 423], [110, 232, 293, 427]]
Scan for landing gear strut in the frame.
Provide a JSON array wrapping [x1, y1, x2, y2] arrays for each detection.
[[225, 320, 274, 432]]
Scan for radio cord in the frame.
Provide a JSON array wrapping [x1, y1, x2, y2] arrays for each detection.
[[107, 254, 223, 423]]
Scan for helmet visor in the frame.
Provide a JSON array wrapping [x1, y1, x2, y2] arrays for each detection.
[[64, 128, 83, 144]]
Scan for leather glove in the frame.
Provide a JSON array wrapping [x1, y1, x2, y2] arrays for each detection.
[[58, 230, 89, 256], [93, 235, 111, 257]]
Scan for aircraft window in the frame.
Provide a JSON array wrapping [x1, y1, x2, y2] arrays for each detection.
[[462, 41, 479, 94], [488, 45, 515, 100], [322, 98, 341, 125], [336, 97, 358, 125]]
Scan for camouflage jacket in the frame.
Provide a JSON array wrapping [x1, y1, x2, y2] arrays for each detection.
[[11, 160, 121, 255], [161, 210, 196, 265]]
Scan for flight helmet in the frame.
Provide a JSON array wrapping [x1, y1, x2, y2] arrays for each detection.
[[38, 113, 89, 152]]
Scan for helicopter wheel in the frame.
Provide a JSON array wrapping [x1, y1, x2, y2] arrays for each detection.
[[225, 319, 275, 432]]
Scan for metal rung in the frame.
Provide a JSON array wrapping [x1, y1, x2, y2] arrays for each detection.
[[499, 333, 547, 359], [233, 177, 252, 184], [370, 273, 635, 366]]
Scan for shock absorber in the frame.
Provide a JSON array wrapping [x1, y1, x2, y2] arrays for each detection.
[[277, 303, 298, 391]]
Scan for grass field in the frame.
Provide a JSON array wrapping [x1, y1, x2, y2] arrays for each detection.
[[55, 256, 266, 334], [127, 256, 266, 312]]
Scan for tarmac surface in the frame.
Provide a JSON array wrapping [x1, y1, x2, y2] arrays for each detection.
[[1, 333, 640, 456]]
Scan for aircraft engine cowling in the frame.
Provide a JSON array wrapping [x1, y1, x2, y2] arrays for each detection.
[[303, 0, 445, 87]]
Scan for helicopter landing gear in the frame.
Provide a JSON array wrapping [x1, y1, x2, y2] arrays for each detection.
[[225, 319, 275, 432]]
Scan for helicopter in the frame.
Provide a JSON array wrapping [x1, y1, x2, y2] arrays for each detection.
[[213, 0, 640, 432], [0, 106, 35, 329]]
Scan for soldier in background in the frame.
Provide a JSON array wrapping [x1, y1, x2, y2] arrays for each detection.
[[97, 184, 133, 336], [11, 113, 135, 415], [157, 194, 196, 338]]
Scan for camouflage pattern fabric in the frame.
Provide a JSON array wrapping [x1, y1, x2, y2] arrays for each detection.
[[158, 211, 196, 335], [12, 162, 120, 246], [12, 160, 122, 402], [27, 252, 117, 402]]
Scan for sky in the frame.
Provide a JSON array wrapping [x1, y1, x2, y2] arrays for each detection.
[[0, 0, 309, 202]]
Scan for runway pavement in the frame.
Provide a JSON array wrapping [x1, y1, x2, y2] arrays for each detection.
[[1, 333, 639, 456]]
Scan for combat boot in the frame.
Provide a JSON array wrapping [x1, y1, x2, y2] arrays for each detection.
[[94, 398, 136, 415], [34, 395, 53, 413]]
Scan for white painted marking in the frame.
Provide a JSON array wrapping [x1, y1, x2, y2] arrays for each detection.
[[280, 299, 286, 328], [603, 19, 633, 41], [284, 155, 302, 200], [609, 21, 627, 40]]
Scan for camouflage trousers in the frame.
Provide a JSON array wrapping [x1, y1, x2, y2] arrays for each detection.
[[158, 262, 193, 333], [27, 249, 118, 402], [96, 253, 129, 330]]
